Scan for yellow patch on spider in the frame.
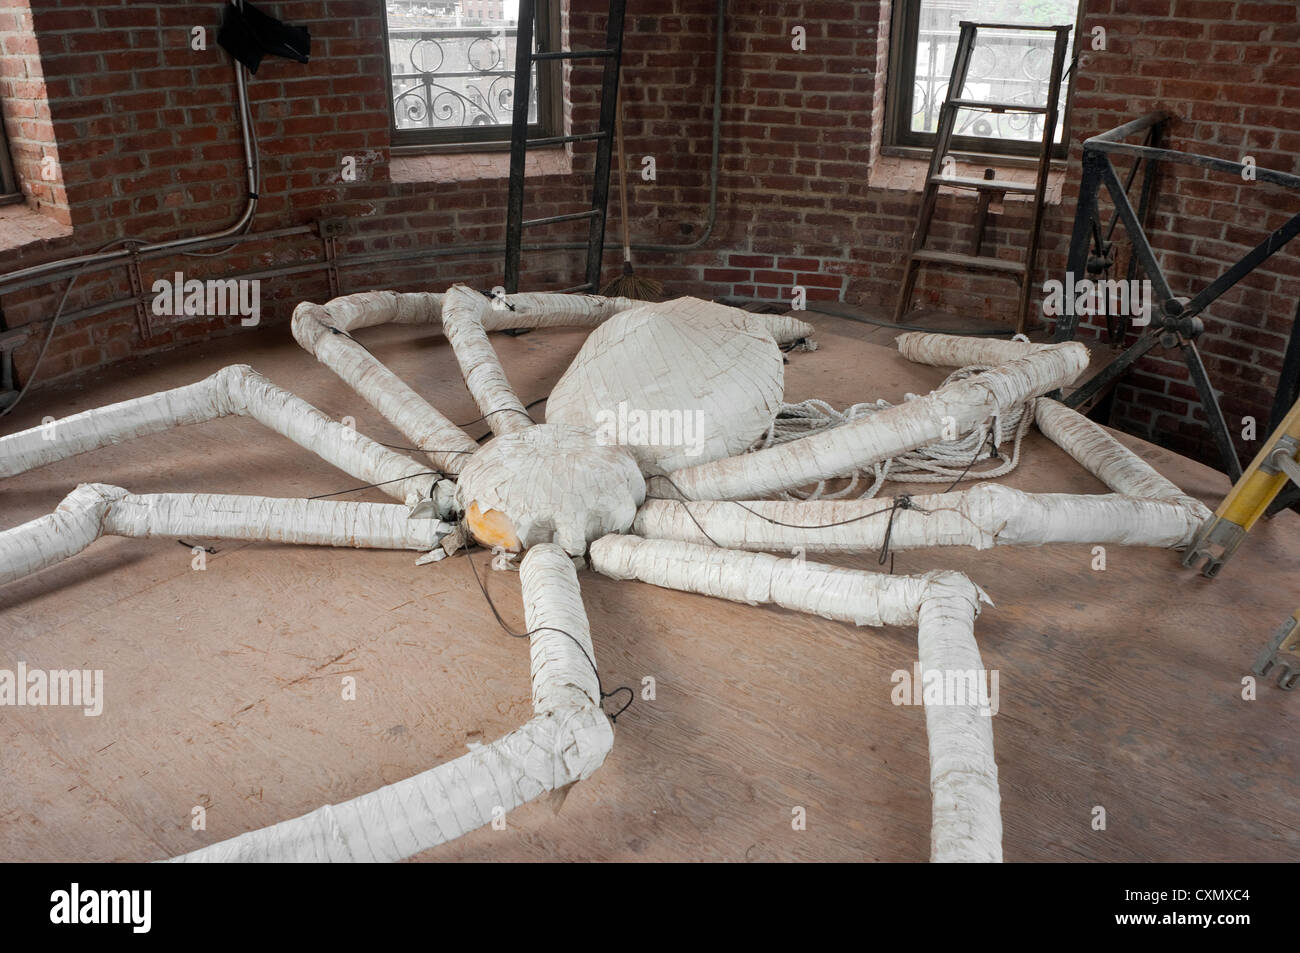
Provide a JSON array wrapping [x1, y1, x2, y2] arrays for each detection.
[[465, 501, 521, 552]]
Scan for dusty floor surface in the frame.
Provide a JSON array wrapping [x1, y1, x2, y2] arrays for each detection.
[[1, 302, 1296, 862]]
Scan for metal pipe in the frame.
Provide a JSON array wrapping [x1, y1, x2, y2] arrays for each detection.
[[630, 0, 725, 254], [1086, 111, 1300, 190], [1, 2, 727, 302], [0, 1, 730, 326], [0, 57, 261, 297]]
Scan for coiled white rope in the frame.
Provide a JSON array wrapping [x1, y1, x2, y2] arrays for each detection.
[[758, 364, 1034, 500]]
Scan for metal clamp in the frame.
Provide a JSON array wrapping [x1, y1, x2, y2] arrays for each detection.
[[1254, 612, 1300, 690]]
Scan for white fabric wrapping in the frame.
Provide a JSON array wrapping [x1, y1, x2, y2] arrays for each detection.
[[587, 534, 999, 862], [0, 365, 433, 503], [0, 378, 224, 478], [590, 532, 928, 626], [1034, 398, 1211, 518], [102, 494, 449, 550], [169, 543, 612, 862], [0, 483, 125, 586], [293, 301, 481, 474], [0, 484, 450, 587], [317, 290, 445, 331], [664, 342, 1091, 500], [915, 571, 1001, 862], [439, 284, 534, 436], [455, 425, 644, 555], [632, 484, 1205, 552], [316, 287, 811, 341], [546, 297, 794, 471], [896, 332, 1054, 368]]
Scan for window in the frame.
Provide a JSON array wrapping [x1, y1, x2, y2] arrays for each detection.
[[382, 0, 561, 150], [885, 0, 1083, 159], [0, 119, 21, 206]]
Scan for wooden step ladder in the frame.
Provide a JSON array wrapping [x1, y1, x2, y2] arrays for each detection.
[[892, 21, 1072, 333], [503, 0, 627, 294]]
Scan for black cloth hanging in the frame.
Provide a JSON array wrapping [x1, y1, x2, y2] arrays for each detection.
[[218, 1, 311, 74]]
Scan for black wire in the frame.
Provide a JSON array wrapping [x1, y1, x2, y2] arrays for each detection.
[[462, 547, 633, 722], [940, 427, 1000, 494], [457, 406, 536, 428], [479, 287, 516, 312], [645, 472, 931, 532], [177, 539, 217, 553], [452, 396, 549, 429], [326, 324, 372, 354], [306, 470, 443, 500], [877, 493, 914, 566]]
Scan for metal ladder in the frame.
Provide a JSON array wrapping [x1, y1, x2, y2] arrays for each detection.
[[892, 21, 1071, 333], [503, 0, 627, 294]]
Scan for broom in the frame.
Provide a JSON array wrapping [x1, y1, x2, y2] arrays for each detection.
[[601, 78, 664, 300]]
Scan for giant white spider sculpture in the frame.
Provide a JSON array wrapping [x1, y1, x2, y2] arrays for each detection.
[[0, 284, 1210, 862]]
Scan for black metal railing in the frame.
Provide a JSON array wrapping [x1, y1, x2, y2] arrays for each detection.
[[388, 25, 538, 131]]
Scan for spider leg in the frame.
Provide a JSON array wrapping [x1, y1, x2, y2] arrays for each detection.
[[633, 487, 1206, 554], [294, 300, 481, 473], [167, 543, 612, 862], [0, 364, 435, 503], [660, 338, 1091, 501], [635, 382, 1210, 553], [294, 287, 645, 457], [588, 533, 1000, 863], [439, 284, 640, 437], [0, 483, 456, 587]]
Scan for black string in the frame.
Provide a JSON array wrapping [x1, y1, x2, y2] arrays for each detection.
[[462, 546, 634, 723], [878, 493, 914, 566], [645, 472, 931, 532], [307, 470, 443, 500], [940, 426, 1000, 494], [479, 288, 516, 311], [453, 395, 548, 429], [326, 324, 372, 354], [177, 539, 217, 553]]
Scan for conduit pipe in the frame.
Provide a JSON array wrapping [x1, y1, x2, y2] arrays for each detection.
[[588, 534, 1000, 863], [169, 543, 613, 862], [0, 58, 260, 296]]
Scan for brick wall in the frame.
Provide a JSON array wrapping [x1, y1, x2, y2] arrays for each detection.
[[0, 0, 68, 220], [1, 0, 1297, 470]]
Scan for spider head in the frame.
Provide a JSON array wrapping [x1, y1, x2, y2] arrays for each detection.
[[455, 424, 646, 557]]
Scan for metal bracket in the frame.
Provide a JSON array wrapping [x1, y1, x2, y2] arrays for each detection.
[[127, 246, 152, 340], [1254, 613, 1300, 690]]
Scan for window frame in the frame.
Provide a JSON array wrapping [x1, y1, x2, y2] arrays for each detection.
[[382, 1, 563, 152], [883, 0, 1083, 161], [0, 120, 22, 205]]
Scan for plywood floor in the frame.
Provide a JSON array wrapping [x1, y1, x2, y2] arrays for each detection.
[[1, 304, 1296, 862]]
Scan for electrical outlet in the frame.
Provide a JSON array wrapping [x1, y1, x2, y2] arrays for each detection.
[[318, 218, 349, 238]]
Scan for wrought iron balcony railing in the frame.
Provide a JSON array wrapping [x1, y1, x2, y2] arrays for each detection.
[[388, 25, 538, 131]]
